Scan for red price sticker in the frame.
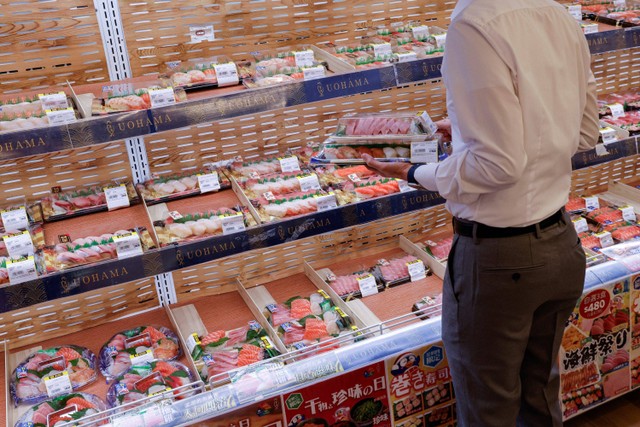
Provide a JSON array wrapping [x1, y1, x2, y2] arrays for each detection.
[[579, 289, 610, 319]]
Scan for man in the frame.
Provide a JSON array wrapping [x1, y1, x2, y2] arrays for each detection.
[[363, 0, 599, 425]]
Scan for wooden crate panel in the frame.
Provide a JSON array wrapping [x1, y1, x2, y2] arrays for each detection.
[[593, 47, 640, 95], [120, 0, 455, 75], [0, 141, 132, 202], [0, 276, 158, 349], [570, 154, 640, 196], [0, 0, 109, 95], [171, 204, 450, 303], [144, 80, 446, 176]]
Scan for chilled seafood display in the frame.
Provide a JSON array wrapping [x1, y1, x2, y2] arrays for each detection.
[[190, 320, 281, 383], [106, 361, 197, 408], [11, 345, 98, 406], [99, 325, 182, 382], [602, 111, 640, 135], [43, 227, 156, 272], [153, 206, 256, 246], [15, 392, 107, 427], [136, 168, 231, 205], [40, 182, 138, 221]]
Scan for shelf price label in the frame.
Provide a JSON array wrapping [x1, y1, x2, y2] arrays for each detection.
[[278, 156, 301, 173], [433, 33, 447, 49], [407, 259, 427, 281], [186, 332, 201, 356], [113, 232, 143, 259], [3, 230, 35, 259], [197, 171, 221, 193], [599, 127, 617, 144], [607, 103, 625, 119], [220, 213, 246, 235], [297, 173, 321, 192], [294, 50, 315, 68], [572, 217, 589, 233], [357, 274, 378, 297], [43, 370, 72, 398], [130, 349, 154, 365], [314, 192, 338, 212], [398, 180, 415, 193], [149, 87, 176, 108], [303, 65, 326, 81], [7, 256, 38, 285], [45, 107, 76, 126], [583, 196, 599, 213], [1, 206, 28, 233], [38, 92, 69, 110], [581, 23, 599, 35], [620, 206, 636, 222], [213, 62, 240, 86], [567, 4, 582, 20], [104, 184, 130, 210], [411, 25, 430, 40], [411, 140, 438, 164], [395, 52, 418, 63], [263, 191, 276, 201], [372, 43, 393, 59], [595, 231, 615, 249]]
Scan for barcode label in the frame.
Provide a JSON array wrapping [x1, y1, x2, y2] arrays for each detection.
[[303, 65, 326, 81], [599, 127, 617, 144], [220, 213, 246, 235], [38, 92, 69, 111], [433, 33, 447, 49], [583, 196, 599, 213], [197, 171, 221, 193], [45, 107, 76, 126], [43, 371, 72, 398], [297, 174, 321, 192], [411, 141, 438, 163], [104, 185, 130, 210], [411, 25, 430, 40], [572, 218, 589, 233], [149, 87, 176, 108], [357, 274, 378, 297], [113, 232, 143, 259], [213, 62, 240, 86], [407, 259, 427, 282], [620, 206, 636, 222], [294, 50, 315, 68], [7, 256, 38, 284], [372, 43, 392, 58], [3, 230, 35, 259], [396, 52, 418, 63], [278, 156, 301, 173], [314, 193, 338, 212], [0, 206, 28, 233], [595, 231, 614, 248], [607, 103, 625, 119]]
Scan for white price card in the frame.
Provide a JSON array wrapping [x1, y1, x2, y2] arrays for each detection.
[[168, 211, 183, 220], [263, 191, 276, 201], [7, 256, 38, 284], [419, 111, 438, 134], [303, 65, 326, 81], [3, 230, 35, 259], [220, 213, 246, 235], [599, 127, 617, 144], [189, 24, 215, 43], [398, 180, 416, 193], [197, 171, 221, 193], [567, 4, 582, 20], [395, 52, 418, 63], [407, 259, 427, 282], [433, 33, 447, 49], [595, 143, 610, 156], [607, 103, 625, 119], [372, 43, 393, 58], [113, 232, 143, 259], [620, 206, 636, 222], [38, 92, 69, 110], [614, 0, 626, 8], [348, 173, 361, 183], [297, 173, 321, 192], [595, 231, 615, 248], [130, 349, 154, 366], [1, 206, 28, 233], [314, 192, 338, 212], [213, 62, 240, 86], [294, 50, 315, 68], [43, 371, 72, 398], [582, 23, 599, 35], [584, 196, 600, 212], [573, 218, 589, 233], [104, 185, 130, 210], [45, 108, 77, 126], [278, 156, 301, 173], [357, 274, 378, 297], [411, 25, 430, 40], [149, 87, 176, 108], [186, 332, 201, 355], [411, 141, 439, 163]]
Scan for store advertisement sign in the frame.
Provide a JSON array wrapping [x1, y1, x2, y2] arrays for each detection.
[[282, 362, 390, 427], [630, 274, 640, 389], [196, 397, 284, 427], [385, 341, 456, 427], [559, 279, 631, 420]]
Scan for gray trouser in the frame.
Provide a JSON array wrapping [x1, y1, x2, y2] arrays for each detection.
[[442, 211, 585, 427]]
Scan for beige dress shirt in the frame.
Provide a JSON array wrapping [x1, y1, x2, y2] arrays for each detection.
[[415, 0, 600, 227]]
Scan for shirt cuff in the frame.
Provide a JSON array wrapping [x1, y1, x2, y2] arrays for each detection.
[[413, 162, 439, 191]]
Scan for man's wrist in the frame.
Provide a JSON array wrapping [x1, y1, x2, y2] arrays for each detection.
[[407, 164, 422, 185]]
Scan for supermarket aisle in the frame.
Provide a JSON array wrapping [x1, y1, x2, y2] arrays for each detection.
[[564, 390, 640, 426]]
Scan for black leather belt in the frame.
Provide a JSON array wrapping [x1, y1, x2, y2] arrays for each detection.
[[453, 209, 565, 239]]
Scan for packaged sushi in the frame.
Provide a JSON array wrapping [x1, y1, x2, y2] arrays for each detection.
[[246, 47, 327, 87], [136, 167, 231, 205], [251, 190, 346, 222], [0, 223, 45, 259], [333, 112, 434, 140], [106, 361, 197, 408], [99, 325, 182, 383], [40, 182, 139, 222], [43, 227, 156, 273], [229, 155, 304, 179], [10, 345, 98, 406], [153, 206, 256, 246], [586, 206, 624, 226], [325, 270, 385, 300], [15, 392, 107, 427], [0, 253, 47, 286], [160, 56, 241, 90], [0, 202, 42, 234], [351, 178, 402, 200]]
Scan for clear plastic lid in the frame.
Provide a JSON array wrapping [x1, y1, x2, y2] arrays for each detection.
[[334, 112, 434, 138]]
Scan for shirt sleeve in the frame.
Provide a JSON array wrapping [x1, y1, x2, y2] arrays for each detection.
[[415, 19, 527, 204], [576, 69, 599, 153]]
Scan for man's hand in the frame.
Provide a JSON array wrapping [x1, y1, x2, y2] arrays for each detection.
[[435, 118, 452, 141], [362, 154, 413, 180]]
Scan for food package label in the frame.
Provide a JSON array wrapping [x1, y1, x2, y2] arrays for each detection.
[[221, 213, 246, 235], [567, 4, 582, 20], [38, 92, 69, 110], [297, 174, 321, 192], [7, 256, 38, 284], [278, 156, 301, 173], [411, 26, 430, 40], [395, 52, 418, 63], [294, 50, 315, 68], [573, 218, 589, 234], [214, 62, 240, 86], [407, 259, 427, 282], [1, 206, 28, 233], [149, 87, 176, 108], [599, 127, 617, 144], [357, 274, 378, 297], [104, 184, 131, 210], [197, 171, 221, 193], [43, 371, 73, 398], [620, 206, 636, 223], [3, 230, 34, 259], [314, 193, 338, 212], [411, 141, 439, 164], [303, 66, 326, 81], [113, 232, 143, 259], [372, 43, 393, 58], [584, 196, 600, 213], [45, 107, 76, 126]]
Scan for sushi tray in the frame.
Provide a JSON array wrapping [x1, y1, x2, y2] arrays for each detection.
[[242, 46, 331, 88], [169, 288, 286, 388], [307, 236, 443, 329], [159, 57, 248, 92], [242, 267, 369, 361], [136, 166, 232, 206], [146, 188, 258, 247], [0, 202, 42, 235], [0, 91, 82, 133], [3, 306, 203, 427]]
